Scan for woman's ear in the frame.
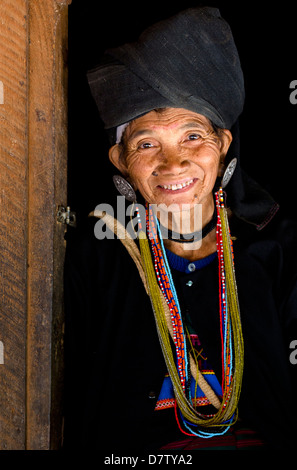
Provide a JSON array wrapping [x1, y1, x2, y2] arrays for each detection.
[[109, 144, 128, 176], [220, 129, 233, 158], [217, 129, 233, 177]]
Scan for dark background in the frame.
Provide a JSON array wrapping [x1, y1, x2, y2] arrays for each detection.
[[68, 1, 297, 223]]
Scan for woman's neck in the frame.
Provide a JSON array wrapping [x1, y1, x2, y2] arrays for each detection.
[[163, 227, 217, 261], [161, 196, 217, 261]]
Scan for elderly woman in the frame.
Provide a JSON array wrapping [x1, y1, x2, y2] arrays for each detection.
[[64, 7, 297, 451]]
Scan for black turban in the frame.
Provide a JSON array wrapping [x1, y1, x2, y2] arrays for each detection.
[[87, 7, 279, 229], [88, 7, 244, 135]]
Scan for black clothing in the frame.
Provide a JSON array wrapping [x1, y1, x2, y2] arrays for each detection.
[[87, 7, 244, 133], [63, 209, 297, 451], [87, 7, 278, 234]]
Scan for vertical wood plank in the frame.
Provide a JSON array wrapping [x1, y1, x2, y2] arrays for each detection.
[[0, 0, 69, 449], [0, 0, 28, 450], [50, 1, 69, 450], [26, 0, 69, 450]]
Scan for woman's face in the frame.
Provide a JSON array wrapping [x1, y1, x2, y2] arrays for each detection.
[[109, 108, 232, 208]]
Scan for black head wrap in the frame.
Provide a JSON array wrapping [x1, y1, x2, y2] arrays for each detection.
[[87, 7, 279, 229]]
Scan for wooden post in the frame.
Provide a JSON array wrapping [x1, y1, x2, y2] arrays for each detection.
[[0, 0, 28, 450], [0, 0, 70, 450]]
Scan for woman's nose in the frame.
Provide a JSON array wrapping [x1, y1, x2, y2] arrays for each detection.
[[155, 147, 189, 175]]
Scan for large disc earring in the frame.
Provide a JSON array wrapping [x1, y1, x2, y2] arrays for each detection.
[[112, 175, 137, 202], [221, 158, 237, 189]]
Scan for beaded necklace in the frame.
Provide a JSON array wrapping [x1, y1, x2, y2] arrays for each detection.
[[137, 188, 244, 437]]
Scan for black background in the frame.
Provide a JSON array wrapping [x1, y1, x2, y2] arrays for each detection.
[[68, 1, 297, 223]]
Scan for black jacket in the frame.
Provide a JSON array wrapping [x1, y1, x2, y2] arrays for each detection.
[[63, 210, 297, 451]]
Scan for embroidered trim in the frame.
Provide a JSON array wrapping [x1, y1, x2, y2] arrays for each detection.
[[155, 396, 211, 411]]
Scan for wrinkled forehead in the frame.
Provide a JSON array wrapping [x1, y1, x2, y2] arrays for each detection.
[[117, 108, 213, 144]]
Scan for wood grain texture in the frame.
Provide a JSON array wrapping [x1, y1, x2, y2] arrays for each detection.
[[0, 0, 69, 449], [0, 0, 28, 450], [27, 0, 68, 450]]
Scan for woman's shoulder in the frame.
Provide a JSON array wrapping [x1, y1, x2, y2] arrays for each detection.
[[64, 214, 140, 275], [65, 214, 122, 249], [232, 208, 297, 279], [65, 215, 105, 256], [232, 207, 297, 246]]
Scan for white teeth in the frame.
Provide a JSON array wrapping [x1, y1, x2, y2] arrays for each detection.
[[161, 179, 194, 191]]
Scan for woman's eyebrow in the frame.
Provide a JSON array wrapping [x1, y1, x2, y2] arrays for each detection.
[[129, 129, 154, 141], [179, 122, 206, 131], [128, 121, 207, 142]]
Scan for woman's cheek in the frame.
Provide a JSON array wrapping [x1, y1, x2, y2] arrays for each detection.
[[129, 172, 149, 196]]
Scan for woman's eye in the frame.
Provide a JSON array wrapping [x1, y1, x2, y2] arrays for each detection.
[[187, 133, 201, 141], [139, 142, 154, 149]]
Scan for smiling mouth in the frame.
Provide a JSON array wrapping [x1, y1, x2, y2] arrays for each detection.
[[158, 178, 197, 191]]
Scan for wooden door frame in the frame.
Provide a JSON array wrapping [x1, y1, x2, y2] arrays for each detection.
[[0, 0, 71, 449]]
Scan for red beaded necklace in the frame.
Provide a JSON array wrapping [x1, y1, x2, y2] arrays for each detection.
[[137, 187, 243, 437]]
